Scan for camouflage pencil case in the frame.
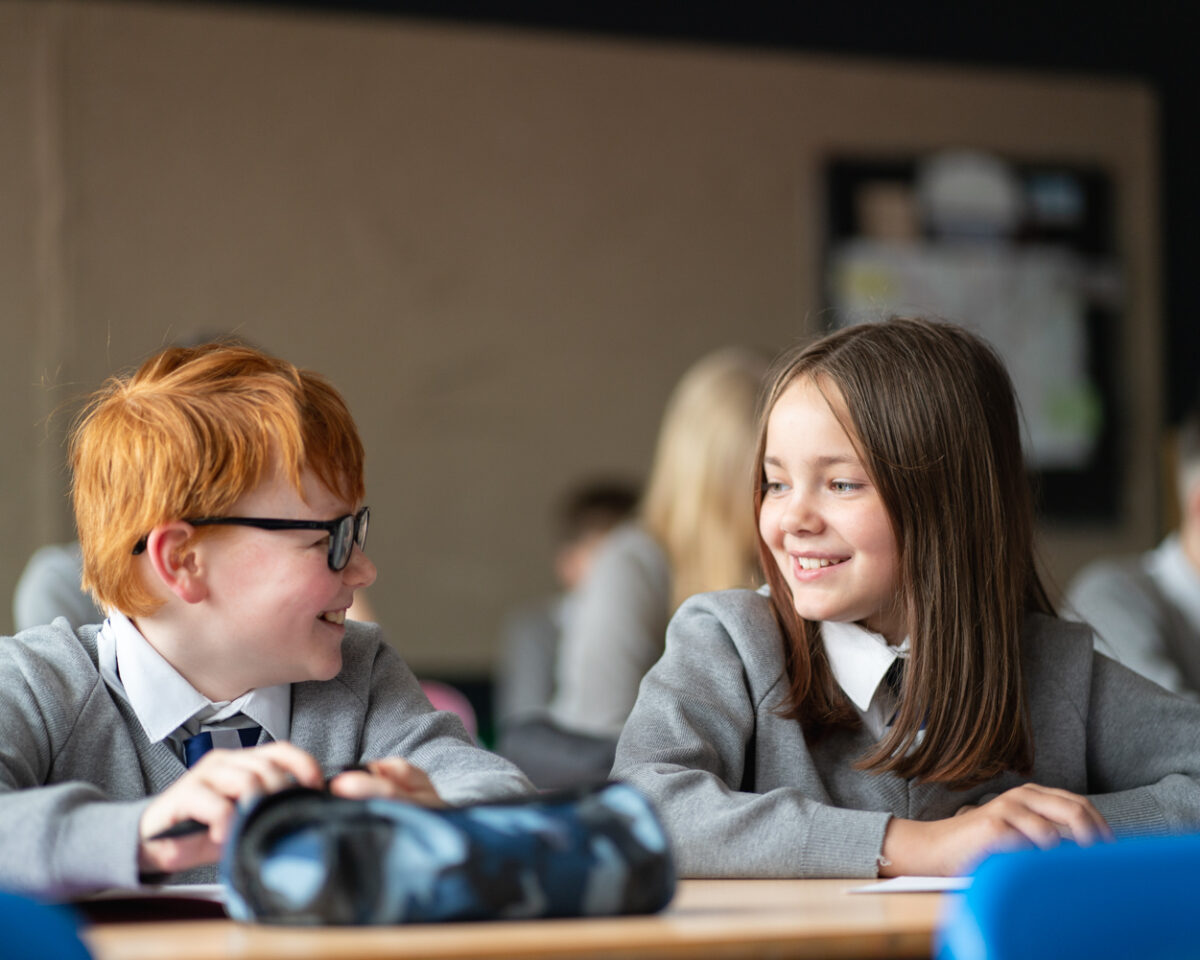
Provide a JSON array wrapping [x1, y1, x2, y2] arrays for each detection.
[[220, 780, 675, 925]]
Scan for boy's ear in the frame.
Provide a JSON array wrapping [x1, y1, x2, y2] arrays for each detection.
[[142, 522, 209, 604]]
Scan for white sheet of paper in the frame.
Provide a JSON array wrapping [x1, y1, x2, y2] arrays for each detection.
[[78, 883, 227, 903], [849, 875, 971, 894]]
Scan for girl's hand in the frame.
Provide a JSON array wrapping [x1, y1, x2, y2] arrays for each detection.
[[138, 742, 324, 875], [328, 757, 444, 807], [879, 783, 1114, 877]]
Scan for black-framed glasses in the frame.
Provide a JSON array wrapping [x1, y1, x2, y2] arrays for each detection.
[[132, 506, 370, 571]]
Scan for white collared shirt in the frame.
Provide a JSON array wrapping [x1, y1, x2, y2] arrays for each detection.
[[96, 610, 291, 758], [821, 620, 910, 740], [1148, 534, 1200, 636]]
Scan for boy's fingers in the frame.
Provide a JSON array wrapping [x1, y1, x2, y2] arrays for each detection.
[[243, 742, 325, 788], [145, 743, 323, 840], [328, 771, 397, 799], [327, 758, 444, 805], [365, 757, 420, 784]]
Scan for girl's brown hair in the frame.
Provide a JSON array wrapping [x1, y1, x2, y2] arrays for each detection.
[[754, 318, 1053, 786]]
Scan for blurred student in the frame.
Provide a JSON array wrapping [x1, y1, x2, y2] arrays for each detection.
[[494, 481, 638, 736], [613, 318, 1200, 878], [13, 333, 250, 634], [346, 590, 485, 740], [503, 347, 766, 787], [1067, 399, 1200, 697], [0, 342, 531, 896], [13, 542, 101, 632]]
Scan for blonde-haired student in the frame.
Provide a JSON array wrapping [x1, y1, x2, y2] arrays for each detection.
[[502, 348, 766, 788], [613, 318, 1200, 877], [550, 347, 767, 733], [0, 343, 531, 896]]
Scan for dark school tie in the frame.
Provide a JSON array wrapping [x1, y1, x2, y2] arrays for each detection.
[[884, 658, 905, 728], [182, 725, 262, 767]]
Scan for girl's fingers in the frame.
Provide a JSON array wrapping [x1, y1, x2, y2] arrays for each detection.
[[990, 784, 1113, 847], [1001, 807, 1067, 851], [1017, 785, 1113, 844]]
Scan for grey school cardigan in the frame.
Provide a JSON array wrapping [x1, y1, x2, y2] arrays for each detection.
[[611, 588, 1200, 878], [0, 618, 533, 896]]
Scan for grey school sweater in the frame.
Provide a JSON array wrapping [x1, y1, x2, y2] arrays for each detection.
[[612, 588, 1200, 878], [0, 618, 533, 896]]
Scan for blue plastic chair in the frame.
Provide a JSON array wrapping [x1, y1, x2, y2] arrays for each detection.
[[937, 832, 1200, 960], [0, 889, 91, 960]]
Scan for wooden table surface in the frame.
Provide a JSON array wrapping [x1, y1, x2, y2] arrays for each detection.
[[83, 878, 955, 960]]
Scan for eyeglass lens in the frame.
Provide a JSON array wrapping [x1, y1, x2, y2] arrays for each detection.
[[332, 507, 369, 570]]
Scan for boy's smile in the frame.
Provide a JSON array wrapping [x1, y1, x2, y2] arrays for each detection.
[[758, 377, 903, 644], [147, 465, 376, 701]]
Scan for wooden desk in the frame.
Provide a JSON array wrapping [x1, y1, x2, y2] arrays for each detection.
[[83, 878, 954, 960]]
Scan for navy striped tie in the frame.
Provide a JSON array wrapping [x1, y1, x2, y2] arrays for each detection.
[[183, 725, 262, 767]]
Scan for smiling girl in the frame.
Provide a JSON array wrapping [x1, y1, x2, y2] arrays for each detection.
[[612, 318, 1200, 878]]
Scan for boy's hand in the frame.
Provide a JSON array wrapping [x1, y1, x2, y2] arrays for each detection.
[[328, 758, 444, 807], [879, 783, 1114, 877], [138, 742, 324, 875]]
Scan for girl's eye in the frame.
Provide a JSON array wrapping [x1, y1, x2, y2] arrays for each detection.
[[831, 480, 862, 494], [761, 480, 789, 496]]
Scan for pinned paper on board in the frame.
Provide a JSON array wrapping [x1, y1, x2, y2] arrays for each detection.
[[824, 152, 1124, 522]]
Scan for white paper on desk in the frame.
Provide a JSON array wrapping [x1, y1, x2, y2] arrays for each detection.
[[79, 883, 227, 903], [849, 876, 971, 893]]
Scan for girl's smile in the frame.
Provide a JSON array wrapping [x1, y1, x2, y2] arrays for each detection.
[[790, 554, 850, 574], [758, 377, 903, 644]]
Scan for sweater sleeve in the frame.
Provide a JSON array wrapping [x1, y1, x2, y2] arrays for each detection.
[[0, 625, 149, 896], [1083, 649, 1200, 835], [612, 595, 890, 878], [1066, 558, 1195, 697], [549, 526, 672, 738]]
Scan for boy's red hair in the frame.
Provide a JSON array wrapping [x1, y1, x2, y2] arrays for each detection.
[[69, 343, 365, 617]]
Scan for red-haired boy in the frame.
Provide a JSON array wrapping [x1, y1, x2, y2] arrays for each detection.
[[0, 344, 532, 895]]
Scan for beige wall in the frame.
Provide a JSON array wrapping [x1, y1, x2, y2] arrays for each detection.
[[0, 0, 1160, 672]]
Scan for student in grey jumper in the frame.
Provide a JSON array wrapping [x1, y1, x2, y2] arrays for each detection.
[[548, 348, 767, 741], [0, 343, 532, 897], [1066, 398, 1200, 697], [12, 541, 102, 631], [504, 349, 765, 788], [613, 318, 1200, 878]]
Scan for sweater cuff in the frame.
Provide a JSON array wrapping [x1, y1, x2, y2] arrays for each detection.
[[50, 798, 152, 895], [1089, 789, 1169, 839], [801, 806, 893, 877]]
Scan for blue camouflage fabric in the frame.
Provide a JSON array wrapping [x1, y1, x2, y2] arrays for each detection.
[[221, 781, 675, 925]]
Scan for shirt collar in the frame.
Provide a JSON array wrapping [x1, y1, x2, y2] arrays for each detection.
[[1149, 533, 1200, 633], [820, 620, 909, 712], [97, 610, 291, 744]]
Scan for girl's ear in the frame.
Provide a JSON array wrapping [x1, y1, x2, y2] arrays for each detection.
[[142, 522, 208, 604]]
